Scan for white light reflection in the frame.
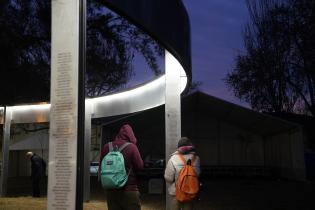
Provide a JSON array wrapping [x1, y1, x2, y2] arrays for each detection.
[[88, 75, 166, 104], [180, 67, 188, 93], [4, 51, 188, 123], [9, 104, 51, 112]]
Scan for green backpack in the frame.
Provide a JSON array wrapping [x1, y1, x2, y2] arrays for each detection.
[[101, 142, 131, 189]]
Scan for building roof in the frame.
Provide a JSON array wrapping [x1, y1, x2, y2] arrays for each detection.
[[183, 91, 301, 136], [97, 91, 301, 137]]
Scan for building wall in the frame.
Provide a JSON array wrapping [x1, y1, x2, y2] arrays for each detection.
[[264, 129, 305, 180], [182, 111, 264, 167], [5, 111, 306, 180]]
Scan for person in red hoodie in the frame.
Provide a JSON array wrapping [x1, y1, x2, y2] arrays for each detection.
[[100, 124, 144, 210]]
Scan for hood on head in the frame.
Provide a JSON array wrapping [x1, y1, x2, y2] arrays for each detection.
[[115, 124, 137, 144], [177, 145, 195, 154]]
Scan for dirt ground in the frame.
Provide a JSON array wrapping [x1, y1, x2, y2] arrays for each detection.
[[1, 177, 315, 210]]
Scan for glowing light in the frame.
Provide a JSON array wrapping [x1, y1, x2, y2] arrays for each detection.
[[89, 75, 166, 104], [3, 50, 188, 123], [10, 104, 51, 112], [180, 66, 188, 92]]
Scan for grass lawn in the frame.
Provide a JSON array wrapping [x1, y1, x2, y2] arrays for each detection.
[[0, 195, 164, 210]]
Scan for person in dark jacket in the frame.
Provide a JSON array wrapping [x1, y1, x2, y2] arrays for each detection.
[[100, 124, 144, 210], [26, 151, 46, 197]]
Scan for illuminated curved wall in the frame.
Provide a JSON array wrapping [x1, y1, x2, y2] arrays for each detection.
[[0, 52, 186, 124], [0, 0, 191, 123]]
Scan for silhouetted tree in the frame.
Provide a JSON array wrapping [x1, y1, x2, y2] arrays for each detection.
[[225, 0, 315, 116], [86, 1, 163, 97], [288, 0, 315, 115], [0, 1, 51, 105], [0, 0, 163, 105]]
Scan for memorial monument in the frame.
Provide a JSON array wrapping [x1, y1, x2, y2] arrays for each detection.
[[0, 1, 192, 209]]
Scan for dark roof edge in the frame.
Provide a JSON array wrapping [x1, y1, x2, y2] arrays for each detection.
[[183, 91, 303, 129]]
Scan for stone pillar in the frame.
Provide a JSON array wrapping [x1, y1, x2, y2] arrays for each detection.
[[165, 50, 182, 210], [47, 0, 80, 209]]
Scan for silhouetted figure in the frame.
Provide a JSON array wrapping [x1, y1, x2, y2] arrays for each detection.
[[26, 152, 46, 197]]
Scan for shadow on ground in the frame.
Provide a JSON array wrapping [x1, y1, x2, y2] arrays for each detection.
[[1, 177, 315, 210]]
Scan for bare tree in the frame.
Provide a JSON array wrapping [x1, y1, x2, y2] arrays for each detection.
[[288, 0, 315, 115], [0, 0, 163, 105], [225, 0, 315, 116]]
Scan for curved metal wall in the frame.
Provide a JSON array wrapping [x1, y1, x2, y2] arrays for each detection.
[[0, 1, 192, 124], [103, 0, 192, 87], [1, 52, 187, 123]]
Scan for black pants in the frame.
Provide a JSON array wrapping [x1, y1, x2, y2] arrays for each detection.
[[32, 178, 41, 197], [107, 190, 141, 210]]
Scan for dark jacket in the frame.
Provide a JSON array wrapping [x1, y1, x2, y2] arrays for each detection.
[[31, 154, 46, 180], [100, 124, 144, 191]]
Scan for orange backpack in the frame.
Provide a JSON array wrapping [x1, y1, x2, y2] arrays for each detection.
[[175, 154, 200, 202]]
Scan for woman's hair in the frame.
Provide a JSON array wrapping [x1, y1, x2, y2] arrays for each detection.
[[177, 137, 192, 148]]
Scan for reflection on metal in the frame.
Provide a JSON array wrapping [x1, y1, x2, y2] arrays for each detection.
[[0, 107, 12, 197], [91, 75, 166, 118], [83, 101, 92, 201], [2, 73, 187, 124], [0, 0, 191, 123], [10, 104, 50, 123], [165, 51, 182, 159], [0, 107, 4, 124], [165, 51, 182, 210], [103, 0, 192, 86]]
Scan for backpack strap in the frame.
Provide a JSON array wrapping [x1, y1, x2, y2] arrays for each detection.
[[118, 142, 131, 152], [119, 142, 132, 175], [178, 154, 196, 166], [178, 154, 187, 165], [191, 155, 197, 165], [109, 142, 113, 152]]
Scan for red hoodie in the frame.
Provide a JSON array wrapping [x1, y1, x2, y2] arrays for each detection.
[[100, 124, 144, 191]]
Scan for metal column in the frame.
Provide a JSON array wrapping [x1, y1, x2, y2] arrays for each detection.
[[76, 0, 86, 208], [83, 102, 92, 201], [0, 107, 12, 197], [165, 50, 182, 210]]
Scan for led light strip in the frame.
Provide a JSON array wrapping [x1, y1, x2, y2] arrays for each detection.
[[0, 52, 187, 124]]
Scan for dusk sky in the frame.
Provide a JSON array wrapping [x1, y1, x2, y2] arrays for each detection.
[[128, 1, 250, 107], [182, 0, 249, 106]]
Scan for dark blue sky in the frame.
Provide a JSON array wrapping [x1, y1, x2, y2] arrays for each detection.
[[182, 0, 249, 106], [129, 1, 249, 107]]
